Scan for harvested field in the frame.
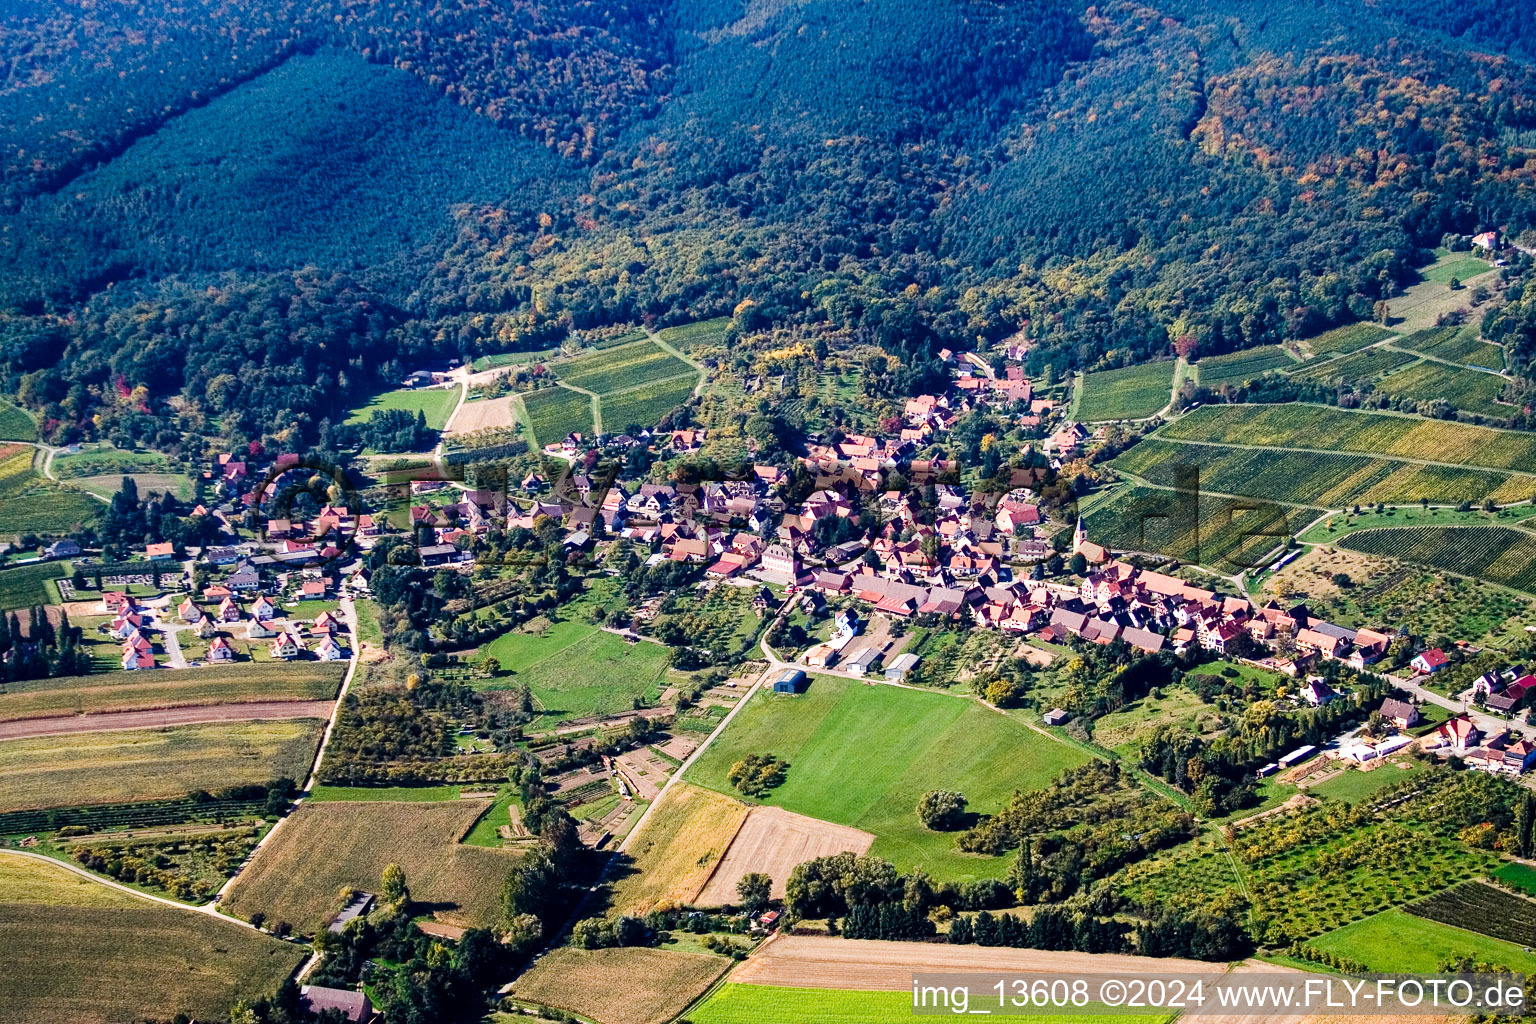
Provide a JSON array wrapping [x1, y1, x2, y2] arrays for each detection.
[[0, 719, 324, 812], [0, 700, 333, 739], [731, 935, 1226, 991], [222, 799, 520, 933], [447, 394, 518, 434], [509, 946, 730, 1024], [607, 781, 750, 915], [0, 662, 342, 723], [696, 806, 874, 906], [0, 853, 304, 1024]]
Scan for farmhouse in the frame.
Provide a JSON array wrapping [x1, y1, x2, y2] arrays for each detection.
[[1412, 648, 1451, 674], [1379, 698, 1420, 729], [1424, 713, 1482, 753], [300, 985, 373, 1023]]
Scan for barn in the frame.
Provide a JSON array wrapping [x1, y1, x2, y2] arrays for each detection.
[[773, 669, 807, 694]]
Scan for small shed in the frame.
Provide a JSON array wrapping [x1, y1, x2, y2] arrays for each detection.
[[773, 669, 807, 694], [1278, 744, 1317, 768], [884, 652, 920, 682], [328, 891, 376, 934], [1042, 708, 1071, 726]]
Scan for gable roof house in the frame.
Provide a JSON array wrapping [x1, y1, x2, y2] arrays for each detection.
[[1379, 698, 1420, 729]]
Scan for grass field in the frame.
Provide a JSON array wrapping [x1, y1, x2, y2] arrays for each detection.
[[600, 375, 698, 433], [685, 676, 1088, 881], [0, 447, 100, 536], [520, 385, 595, 446], [1087, 686, 1212, 756], [1194, 346, 1295, 389], [0, 852, 304, 1024], [509, 946, 731, 1024], [0, 560, 66, 610], [1374, 360, 1512, 418], [0, 663, 344, 723], [474, 590, 671, 728], [51, 447, 169, 480], [69, 471, 193, 501], [0, 400, 35, 441], [1307, 761, 1421, 804], [1493, 862, 1536, 896], [223, 798, 519, 933], [689, 985, 1172, 1024], [1114, 437, 1533, 508], [308, 784, 461, 802], [555, 340, 695, 396], [1338, 526, 1536, 593], [1300, 322, 1395, 358], [0, 719, 324, 812], [1082, 484, 1309, 572], [1075, 363, 1174, 421], [345, 385, 460, 432], [1421, 253, 1490, 284], [607, 781, 750, 915], [1158, 403, 1536, 471], [1311, 908, 1536, 974]]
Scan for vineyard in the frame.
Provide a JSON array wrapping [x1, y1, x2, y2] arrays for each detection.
[[1075, 362, 1174, 421], [1337, 526, 1536, 594], [0, 400, 34, 442], [1301, 322, 1395, 358], [1194, 346, 1294, 389], [520, 386, 596, 447], [655, 316, 731, 352], [1392, 325, 1506, 369], [1407, 882, 1536, 948], [1157, 404, 1536, 472], [1113, 439, 1534, 508], [0, 447, 100, 535], [1291, 346, 1416, 386], [1082, 484, 1307, 571], [0, 561, 66, 610], [600, 376, 698, 434], [0, 793, 272, 836], [555, 340, 695, 395], [1373, 360, 1512, 419]]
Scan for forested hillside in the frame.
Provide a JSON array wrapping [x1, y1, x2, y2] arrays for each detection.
[[2, 0, 1536, 449]]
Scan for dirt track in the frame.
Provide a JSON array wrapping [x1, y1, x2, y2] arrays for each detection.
[[0, 701, 334, 740], [731, 935, 1229, 991], [695, 807, 874, 906]]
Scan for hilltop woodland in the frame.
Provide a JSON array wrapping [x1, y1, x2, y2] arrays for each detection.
[[3, 0, 1536, 450]]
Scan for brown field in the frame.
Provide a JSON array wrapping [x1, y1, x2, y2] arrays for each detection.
[[0, 853, 304, 1024], [0, 700, 333, 739], [0, 662, 343, 724], [695, 806, 875, 906], [0, 719, 325, 812], [222, 799, 519, 934], [607, 781, 750, 915], [509, 946, 730, 1024], [731, 935, 1228, 991], [448, 394, 518, 433]]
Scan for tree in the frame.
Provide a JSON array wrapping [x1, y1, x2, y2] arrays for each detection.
[[984, 678, 1017, 707], [1069, 552, 1088, 575], [1374, 300, 1391, 324], [381, 863, 410, 909], [1517, 792, 1536, 859], [916, 790, 968, 831], [737, 872, 772, 913]]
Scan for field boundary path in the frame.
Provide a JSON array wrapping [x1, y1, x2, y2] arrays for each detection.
[[643, 325, 709, 399]]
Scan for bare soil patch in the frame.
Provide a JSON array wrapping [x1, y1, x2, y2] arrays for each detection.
[[731, 935, 1227, 991], [696, 806, 875, 906], [447, 394, 517, 434]]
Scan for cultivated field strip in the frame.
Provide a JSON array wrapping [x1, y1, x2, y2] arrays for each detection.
[[1194, 346, 1295, 388], [1157, 404, 1536, 473], [1083, 486, 1308, 571], [1337, 526, 1536, 593], [1289, 346, 1416, 386], [1114, 439, 1536, 508], [1406, 881, 1536, 948], [555, 340, 695, 394], [1372, 360, 1512, 419], [695, 806, 874, 905], [730, 935, 1227, 991], [1301, 323, 1395, 358]]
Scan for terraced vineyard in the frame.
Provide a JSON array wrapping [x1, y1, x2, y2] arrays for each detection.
[[1392, 325, 1506, 369], [601, 376, 698, 434], [1113, 439, 1534, 508], [1075, 362, 1175, 421], [1290, 346, 1416, 386], [555, 340, 695, 395], [520, 386, 595, 446], [1301, 322, 1394, 358], [1337, 527, 1536, 593], [1082, 485, 1308, 571], [1158, 405, 1536, 471], [1373, 361, 1512, 419], [1194, 346, 1294, 389]]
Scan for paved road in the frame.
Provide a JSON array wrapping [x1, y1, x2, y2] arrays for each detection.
[[1385, 670, 1513, 738], [0, 700, 335, 740]]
